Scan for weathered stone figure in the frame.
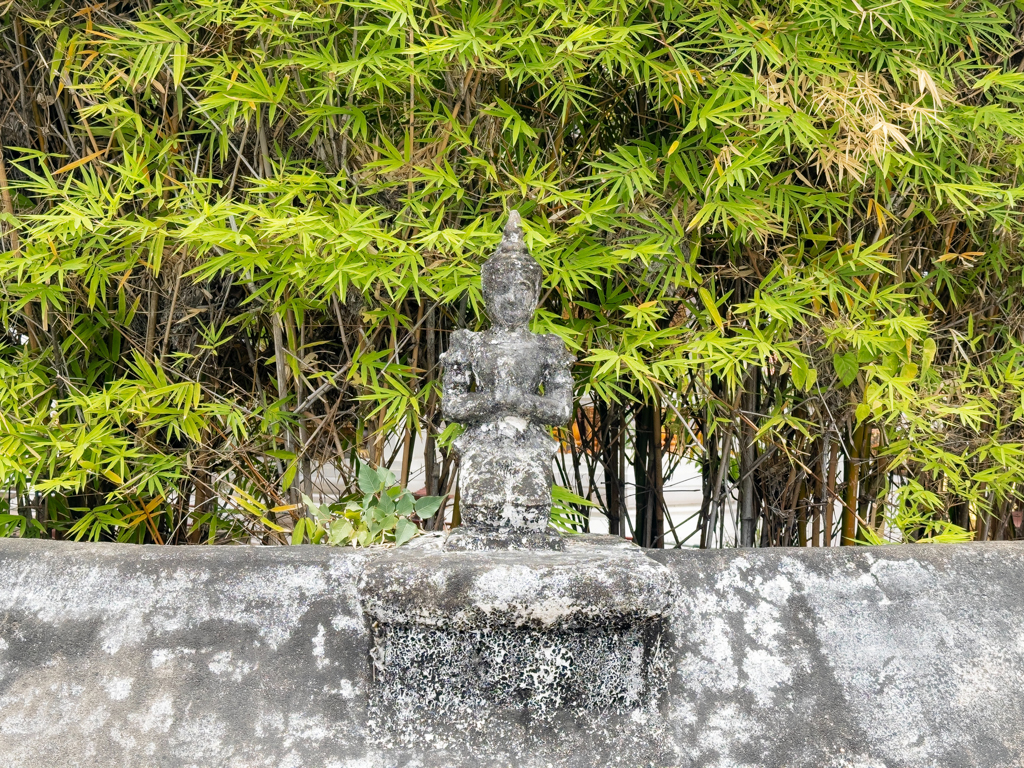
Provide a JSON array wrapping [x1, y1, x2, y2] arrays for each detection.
[[440, 210, 574, 549]]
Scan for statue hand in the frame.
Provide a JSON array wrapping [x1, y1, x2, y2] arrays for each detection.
[[492, 381, 520, 414], [492, 383, 511, 408]]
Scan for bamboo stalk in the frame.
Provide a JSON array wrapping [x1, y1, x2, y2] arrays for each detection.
[[601, 401, 621, 537], [858, 421, 873, 531], [797, 479, 808, 547], [824, 437, 839, 546], [842, 422, 864, 546], [271, 309, 297, 512], [145, 272, 160, 361], [811, 437, 826, 546], [651, 399, 664, 547], [739, 368, 759, 547], [160, 261, 183, 361], [0, 149, 20, 256], [13, 18, 46, 152], [400, 302, 425, 489], [288, 308, 314, 504], [0, 146, 41, 351]]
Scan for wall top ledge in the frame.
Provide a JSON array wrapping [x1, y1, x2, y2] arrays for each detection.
[[0, 534, 1020, 563]]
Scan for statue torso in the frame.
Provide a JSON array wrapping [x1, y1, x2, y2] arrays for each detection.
[[445, 328, 561, 515], [466, 329, 549, 399]]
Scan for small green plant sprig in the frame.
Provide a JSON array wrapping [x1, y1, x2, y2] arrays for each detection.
[[857, 506, 974, 546], [301, 461, 443, 548]]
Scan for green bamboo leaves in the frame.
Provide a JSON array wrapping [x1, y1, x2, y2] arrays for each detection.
[[1, 0, 1023, 547], [833, 353, 859, 388]]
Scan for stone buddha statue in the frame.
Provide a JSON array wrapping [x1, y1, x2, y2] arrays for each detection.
[[440, 211, 574, 550]]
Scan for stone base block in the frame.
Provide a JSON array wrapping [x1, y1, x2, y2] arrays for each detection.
[[358, 538, 678, 764]]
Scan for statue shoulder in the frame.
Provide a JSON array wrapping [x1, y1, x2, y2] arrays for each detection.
[[540, 333, 575, 369], [440, 329, 478, 365]]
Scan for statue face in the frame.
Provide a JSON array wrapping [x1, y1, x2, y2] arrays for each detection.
[[484, 272, 539, 330]]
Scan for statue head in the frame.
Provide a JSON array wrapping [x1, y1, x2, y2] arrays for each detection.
[[481, 211, 543, 331]]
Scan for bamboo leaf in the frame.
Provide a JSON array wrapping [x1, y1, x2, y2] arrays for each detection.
[[53, 149, 106, 175]]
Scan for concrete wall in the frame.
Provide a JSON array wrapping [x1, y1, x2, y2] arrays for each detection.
[[649, 545, 1024, 768], [0, 538, 1021, 767]]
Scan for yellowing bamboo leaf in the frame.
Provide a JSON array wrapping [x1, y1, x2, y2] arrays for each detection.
[[54, 148, 106, 175], [921, 338, 937, 374], [699, 287, 723, 331], [142, 496, 164, 514], [259, 516, 285, 532]]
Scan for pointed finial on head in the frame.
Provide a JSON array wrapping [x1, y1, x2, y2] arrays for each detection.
[[503, 210, 523, 243], [481, 209, 543, 313]]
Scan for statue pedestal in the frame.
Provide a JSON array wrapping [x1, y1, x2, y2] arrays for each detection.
[[358, 535, 678, 765], [441, 524, 566, 551]]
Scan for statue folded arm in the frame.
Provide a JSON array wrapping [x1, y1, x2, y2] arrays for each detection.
[[516, 388, 571, 426], [440, 331, 492, 424], [440, 331, 574, 427], [521, 336, 573, 426]]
